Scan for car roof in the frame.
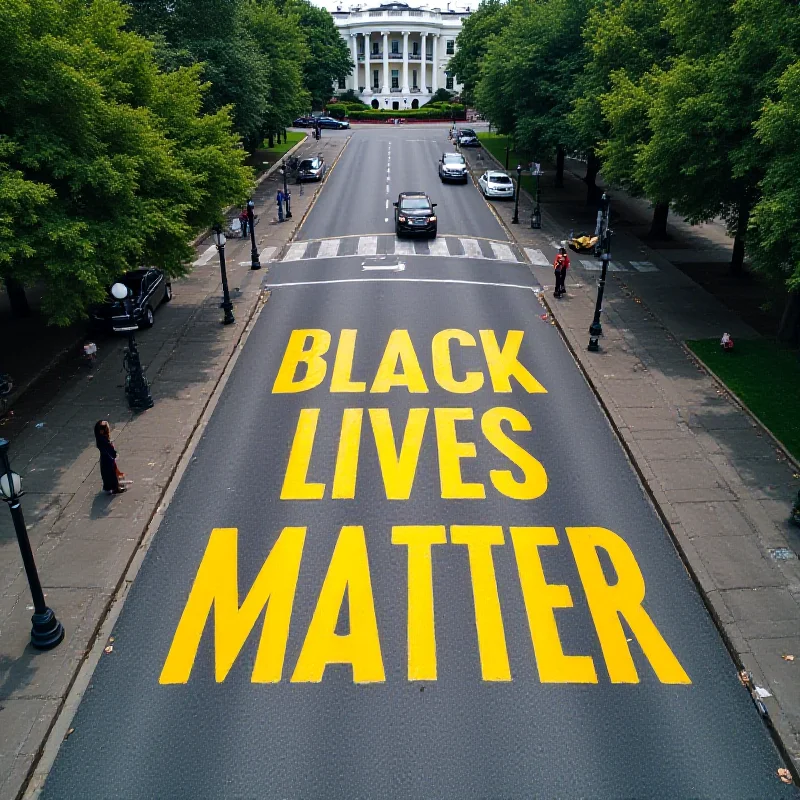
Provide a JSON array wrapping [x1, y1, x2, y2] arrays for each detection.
[[485, 170, 509, 178], [443, 152, 465, 158], [399, 191, 429, 198], [460, 129, 476, 134]]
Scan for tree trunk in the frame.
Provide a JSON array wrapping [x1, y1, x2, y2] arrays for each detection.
[[648, 201, 670, 239], [730, 199, 750, 276], [4, 277, 30, 318], [555, 145, 565, 188], [584, 150, 600, 205], [778, 291, 800, 345], [268, 131, 275, 148]]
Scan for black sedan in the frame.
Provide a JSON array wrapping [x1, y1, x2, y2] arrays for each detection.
[[457, 128, 480, 147], [394, 192, 438, 238], [292, 116, 315, 127], [90, 268, 172, 331], [297, 156, 326, 182], [317, 116, 350, 129]]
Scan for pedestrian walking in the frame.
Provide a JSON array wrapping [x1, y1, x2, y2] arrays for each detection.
[[239, 208, 249, 238], [553, 247, 570, 298], [94, 420, 126, 495], [277, 189, 285, 222]]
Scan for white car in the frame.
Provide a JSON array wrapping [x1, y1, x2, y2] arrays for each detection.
[[478, 170, 515, 198]]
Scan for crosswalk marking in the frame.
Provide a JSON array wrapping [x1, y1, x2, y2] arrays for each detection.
[[283, 242, 308, 262], [428, 238, 450, 257], [490, 242, 516, 262], [525, 248, 551, 266], [461, 238, 483, 259], [579, 259, 601, 271], [631, 260, 658, 272], [607, 261, 624, 272], [357, 236, 378, 256], [193, 244, 217, 267], [394, 239, 416, 256], [260, 246, 277, 261], [316, 239, 339, 259]]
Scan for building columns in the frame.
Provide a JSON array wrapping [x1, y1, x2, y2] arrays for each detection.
[[401, 31, 410, 94], [381, 31, 390, 95], [350, 34, 359, 91], [420, 33, 427, 92], [432, 34, 439, 92], [364, 32, 372, 95]]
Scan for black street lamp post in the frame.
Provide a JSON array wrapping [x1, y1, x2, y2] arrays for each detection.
[[112, 283, 154, 410], [588, 193, 612, 352], [505, 144, 510, 170], [531, 162, 542, 229], [247, 199, 261, 270], [282, 164, 292, 220], [512, 164, 521, 224], [213, 225, 235, 325], [0, 439, 64, 649]]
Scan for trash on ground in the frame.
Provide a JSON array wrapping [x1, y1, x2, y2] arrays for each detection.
[[540, 313, 548, 321], [35, 422, 45, 429], [777, 768, 793, 784], [754, 685, 772, 699], [64, 728, 75, 740], [104, 645, 114, 654], [782, 654, 795, 661]]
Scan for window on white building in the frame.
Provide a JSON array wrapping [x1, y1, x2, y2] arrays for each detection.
[[373, 69, 379, 88], [446, 74, 454, 89], [338, 77, 346, 90], [412, 69, 418, 89], [391, 40, 399, 54], [391, 69, 399, 89], [412, 41, 419, 55], [372, 41, 379, 55], [446, 39, 455, 55]]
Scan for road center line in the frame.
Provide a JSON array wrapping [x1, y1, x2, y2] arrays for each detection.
[[266, 278, 537, 290]]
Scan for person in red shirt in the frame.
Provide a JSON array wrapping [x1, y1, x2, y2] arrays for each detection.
[[553, 247, 570, 298]]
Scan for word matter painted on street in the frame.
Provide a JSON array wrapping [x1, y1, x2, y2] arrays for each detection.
[[160, 329, 690, 690], [159, 525, 691, 686]]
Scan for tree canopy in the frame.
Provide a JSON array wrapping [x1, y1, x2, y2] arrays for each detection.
[[0, 0, 251, 324]]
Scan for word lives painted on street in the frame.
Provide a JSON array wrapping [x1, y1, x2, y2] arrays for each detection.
[[160, 329, 691, 687]]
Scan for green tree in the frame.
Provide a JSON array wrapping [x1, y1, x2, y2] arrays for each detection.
[[0, 0, 251, 325], [278, 0, 352, 110], [476, 0, 593, 186], [635, 0, 800, 273], [749, 61, 800, 343], [449, 0, 509, 107]]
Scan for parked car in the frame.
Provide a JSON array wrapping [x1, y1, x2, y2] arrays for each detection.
[[478, 170, 515, 199], [292, 116, 315, 127], [297, 156, 326, 182], [317, 117, 350, 129], [90, 268, 172, 331], [457, 128, 480, 147], [439, 152, 468, 183], [394, 192, 438, 237]]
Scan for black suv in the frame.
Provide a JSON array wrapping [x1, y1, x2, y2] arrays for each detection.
[[394, 192, 438, 237]]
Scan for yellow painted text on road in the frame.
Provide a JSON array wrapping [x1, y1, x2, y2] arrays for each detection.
[[271, 329, 547, 394], [161, 526, 690, 686]]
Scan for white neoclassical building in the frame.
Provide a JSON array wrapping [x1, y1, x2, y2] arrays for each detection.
[[328, 1, 472, 110]]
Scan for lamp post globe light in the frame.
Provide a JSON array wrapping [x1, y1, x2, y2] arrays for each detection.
[[588, 193, 612, 352], [112, 283, 154, 410], [512, 164, 522, 224], [281, 163, 292, 220], [0, 439, 64, 649], [212, 225, 235, 325], [247, 200, 261, 271]]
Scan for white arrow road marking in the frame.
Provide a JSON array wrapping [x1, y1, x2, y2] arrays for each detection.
[[193, 244, 216, 266], [525, 248, 551, 266], [362, 262, 406, 272]]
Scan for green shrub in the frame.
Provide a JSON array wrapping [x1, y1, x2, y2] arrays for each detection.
[[347, 107, 467, 120]]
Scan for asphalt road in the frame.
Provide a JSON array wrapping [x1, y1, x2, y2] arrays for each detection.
[[41, 126, 795, 799]]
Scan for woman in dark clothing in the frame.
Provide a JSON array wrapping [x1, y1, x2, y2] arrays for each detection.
[[94, 420, 126, 494]]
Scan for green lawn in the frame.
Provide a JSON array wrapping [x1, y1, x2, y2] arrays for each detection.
[[249, 131, 307, 175], [476, 133, 536, 194], [686, 338, 800, 460]]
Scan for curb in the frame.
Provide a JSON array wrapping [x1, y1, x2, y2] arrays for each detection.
[[190, 136, 309, 247]]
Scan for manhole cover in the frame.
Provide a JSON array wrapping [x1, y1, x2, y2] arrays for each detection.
[[768, 547, 797, 561]]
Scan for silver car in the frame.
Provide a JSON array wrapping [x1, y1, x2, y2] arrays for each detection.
[[297, 156, 326, 182], [439, 152, 469, 183], [478, 170, 515, 198]]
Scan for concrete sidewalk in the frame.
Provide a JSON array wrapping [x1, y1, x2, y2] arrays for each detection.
[[0, 132, 350, 800], [464, 145, 800, 777]]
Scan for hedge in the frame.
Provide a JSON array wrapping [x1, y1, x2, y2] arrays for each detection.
[[347, 107, 467, 120]]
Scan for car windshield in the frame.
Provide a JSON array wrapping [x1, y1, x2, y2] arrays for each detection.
[[119, 273, 145, 293], [299, 159, 318, 169], [400, 197, 431, 210], [489, 175, 512, 184], [443, 154, 465, 164], [460, 130, 476, 136]]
